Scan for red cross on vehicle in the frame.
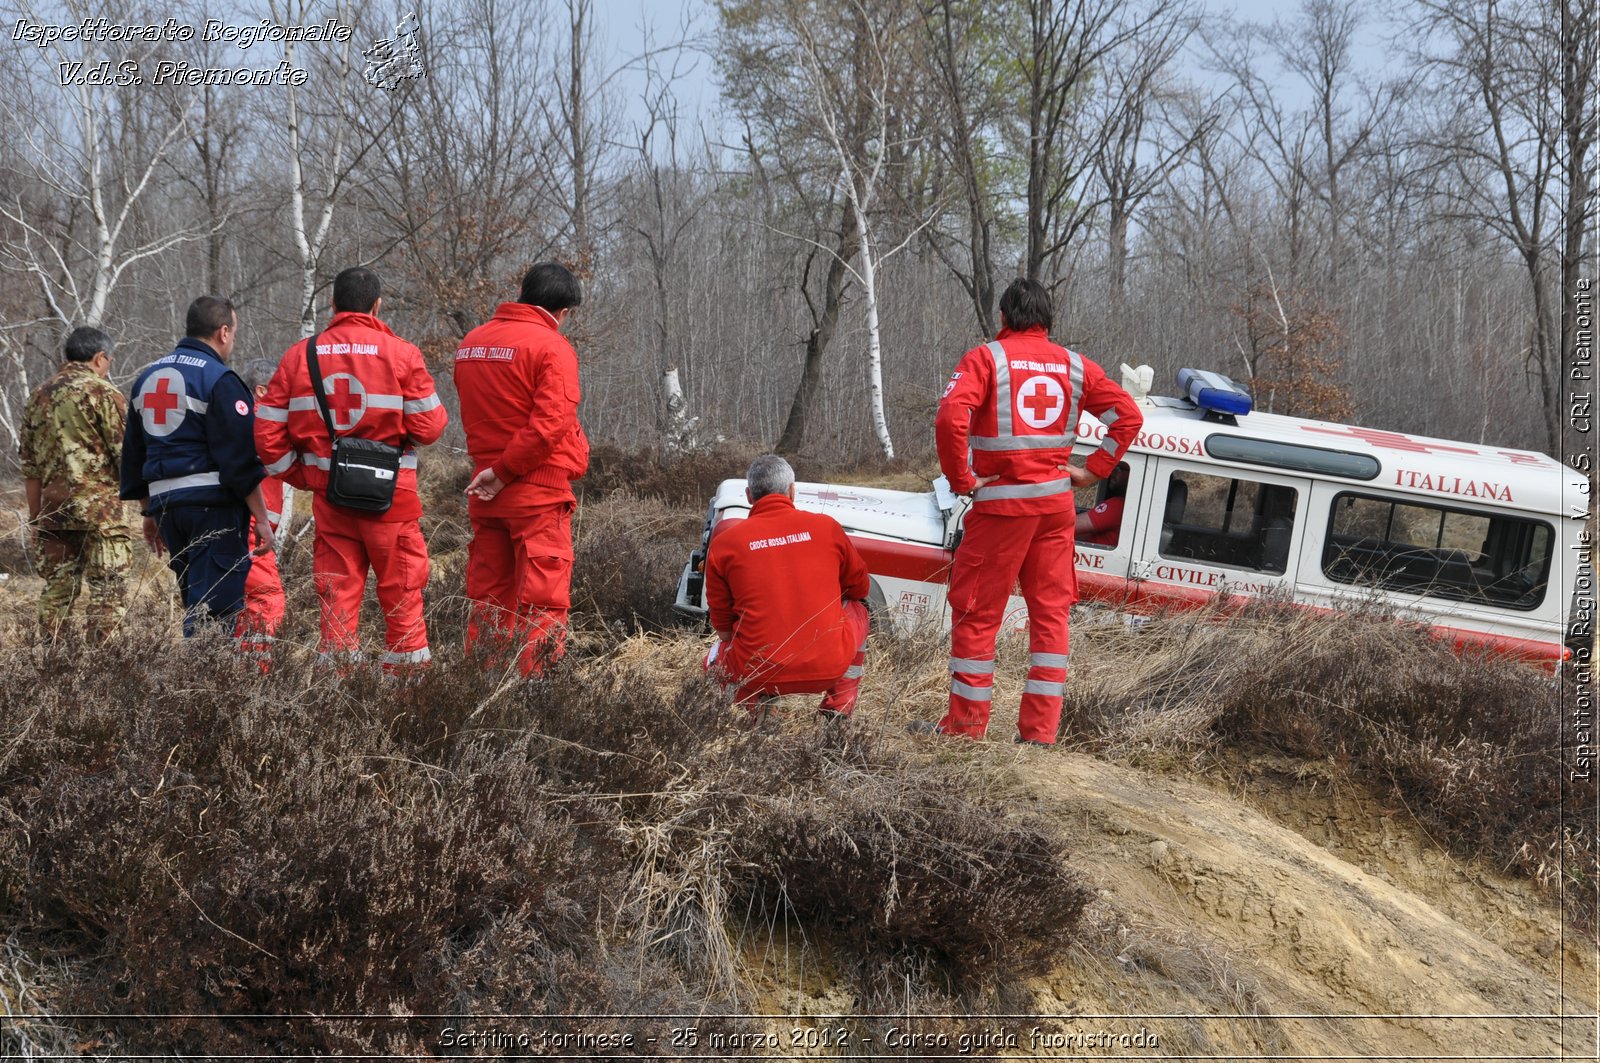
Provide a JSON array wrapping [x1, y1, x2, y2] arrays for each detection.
[[327, 376, 364, 429], [146, 376, 180, 425], [1300, 424, 1478, 455], [1022, 380, 1061, 422]]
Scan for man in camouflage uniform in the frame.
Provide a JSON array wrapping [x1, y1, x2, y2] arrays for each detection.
[[19, 326, 133, 640]]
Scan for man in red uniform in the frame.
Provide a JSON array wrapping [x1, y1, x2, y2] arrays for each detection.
[[704, 455, 870, 719], [238, 358, 290, 668], [254, 267, 447, 672], [921, 279, 1143, 745], [1076, 461, 1130, 548], [453, 262, 589, 676]]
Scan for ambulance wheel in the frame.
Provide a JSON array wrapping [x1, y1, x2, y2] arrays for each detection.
[[866, 578, 890, 628]]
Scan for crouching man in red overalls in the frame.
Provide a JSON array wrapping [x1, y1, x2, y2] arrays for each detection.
[[920, 279, 1143, 745], [704, 455, 870, 722]]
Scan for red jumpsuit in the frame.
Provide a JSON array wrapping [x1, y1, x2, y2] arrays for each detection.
[[238, 475, 289, 668], [453, 303, 589, 676], [935, 327, 1142, 742], [704, 493, 870, 714], [254, 312, 447, 672]]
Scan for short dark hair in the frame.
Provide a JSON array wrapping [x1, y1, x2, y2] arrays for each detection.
[[518, 262, 583, 312], [63, 325, 111, 363], [332, 267, 381, 313], [998, 278, 1052, 332], [185, 295, 236, 339], [240, 358, 278, 390]]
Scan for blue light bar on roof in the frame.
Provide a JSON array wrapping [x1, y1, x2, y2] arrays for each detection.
[[1178, 368, 1253, 418]]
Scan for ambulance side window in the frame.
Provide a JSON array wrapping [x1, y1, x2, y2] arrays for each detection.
[[1322, 492, 1553, 610], [1158, 470, 1298, 575]]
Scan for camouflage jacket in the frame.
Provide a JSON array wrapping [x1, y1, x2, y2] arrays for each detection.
[[19, 361, 129, 531]]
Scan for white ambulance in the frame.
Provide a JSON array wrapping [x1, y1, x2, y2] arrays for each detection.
[[674, 369, 1592, 666]]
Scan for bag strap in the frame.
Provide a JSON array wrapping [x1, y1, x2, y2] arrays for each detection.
[[302, 330, 338, 440]]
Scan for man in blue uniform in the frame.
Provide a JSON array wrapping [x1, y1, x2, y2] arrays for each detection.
[[121, 295, 274, 636]]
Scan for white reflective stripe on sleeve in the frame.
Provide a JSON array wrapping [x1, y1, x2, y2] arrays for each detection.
[[149, 471, 223, 495], [842, 665, 864, 679], [400, 452, 418, 470], [186, 397, 209, 414], [970, 434, 1075, 451], [256, 405, 289, 423], [1099, 436, 1122, 457], [987, 340, 1012, 437], [263, 452, 297, 475], [1030, 652, 1069, 668], [950, 679, 994, 702], [949, 656, 996, 674], [974, 477, 1073, 502], [288, 396, 320, 412], [1024, 679, 1065, 697], [365, 394, 405, 410], [1099, 407, 1120, 427], [404, 394, 442, 414], [382, 647, 433, 665]]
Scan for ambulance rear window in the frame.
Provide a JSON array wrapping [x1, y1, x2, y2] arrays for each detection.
[[1323, 492, 1553, 610]]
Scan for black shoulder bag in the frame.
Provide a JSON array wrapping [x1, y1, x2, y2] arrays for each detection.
[[305, 331, 403, 513]]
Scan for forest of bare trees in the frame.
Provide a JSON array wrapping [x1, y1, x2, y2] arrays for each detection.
[[0, 0, 1592, 467]]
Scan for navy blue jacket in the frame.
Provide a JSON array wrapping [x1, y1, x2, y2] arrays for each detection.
[[120, 338, 265, 510]]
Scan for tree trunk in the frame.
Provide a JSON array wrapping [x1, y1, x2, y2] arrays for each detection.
[[851, 188, 895, 459], [777, 212, 859, 455]]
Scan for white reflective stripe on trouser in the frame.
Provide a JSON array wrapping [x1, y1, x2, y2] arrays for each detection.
[[951, 679, 993, 701], [263, 452, 296, 475], [843, 665, 865, 679], [149, 471, 223, 495], [973, 477, 1073, 502], [1030, 652, 1069, 668], [1024, 679, 1065, 697], [404, 393, 442, 413], [382, 647, 432, 665], [950, 656, 996, 674]]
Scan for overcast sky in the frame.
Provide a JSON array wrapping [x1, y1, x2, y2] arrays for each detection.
[[587, 0, 1404, 141]]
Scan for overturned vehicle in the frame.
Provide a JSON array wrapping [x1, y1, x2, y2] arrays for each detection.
[[675, 369, 1592, 667]]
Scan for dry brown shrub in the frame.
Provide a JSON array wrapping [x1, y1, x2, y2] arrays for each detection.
[[0, 611, 1090, 1056], [570, 492, 705, 635]]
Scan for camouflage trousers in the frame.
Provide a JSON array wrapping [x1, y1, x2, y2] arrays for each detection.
[[34, 526, 133, 640]]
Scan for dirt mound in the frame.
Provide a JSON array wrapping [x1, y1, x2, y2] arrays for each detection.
[[1011, 749, 1595, 1058]]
